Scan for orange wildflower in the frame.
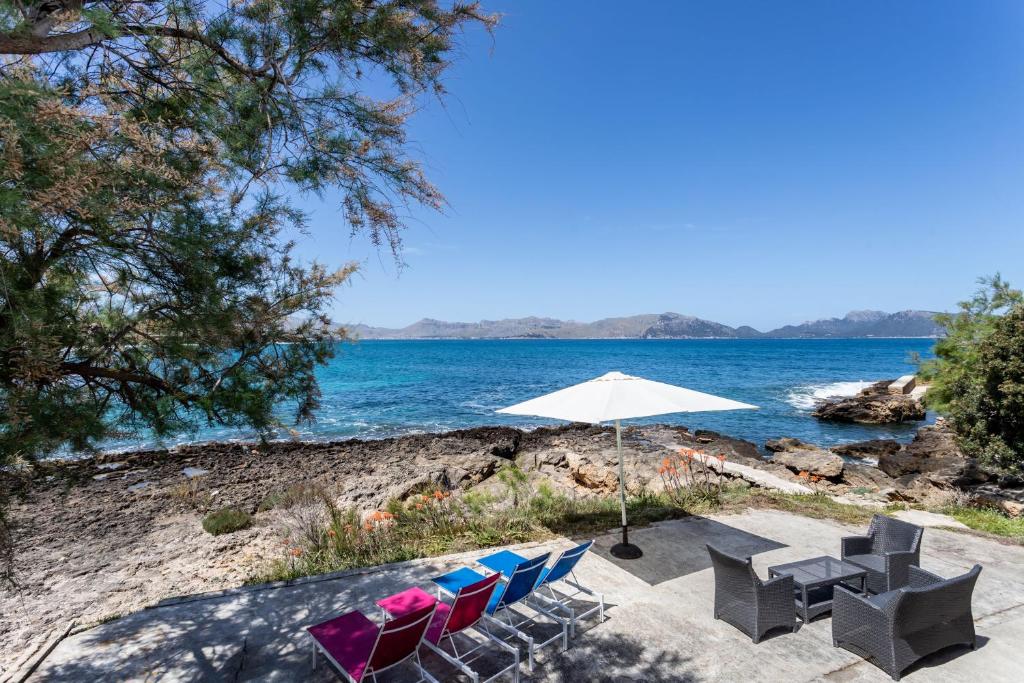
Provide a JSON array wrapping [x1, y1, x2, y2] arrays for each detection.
[[433, 490, 445, 500], [416, 503, 424, 510], [797, 471, 810, 479], [290, 547, 302, 557], [364, 522, 374, 531], [327, 529, 337, 538]]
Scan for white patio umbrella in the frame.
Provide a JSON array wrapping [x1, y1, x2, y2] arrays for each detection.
[[497, 371, 757, 559]]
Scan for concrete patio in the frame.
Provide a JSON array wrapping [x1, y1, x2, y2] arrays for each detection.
[[29, 509, 1024, 681]]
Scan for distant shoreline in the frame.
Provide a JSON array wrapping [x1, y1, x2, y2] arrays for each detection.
[[346, 309, 945, 340], [346, 336, 943, 341]]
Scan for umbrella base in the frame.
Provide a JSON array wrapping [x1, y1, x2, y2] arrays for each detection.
[[610, 542, 643, 559]]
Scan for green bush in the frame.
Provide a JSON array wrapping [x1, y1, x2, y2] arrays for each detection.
[[202, 507, 252, 535], [258, 483, 325, 512], [921, 276, 1024, 472]]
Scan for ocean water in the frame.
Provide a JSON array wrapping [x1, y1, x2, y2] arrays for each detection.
[[96, 338, 936, 454]]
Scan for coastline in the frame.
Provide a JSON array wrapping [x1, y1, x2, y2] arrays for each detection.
[[2, 416, 1007, 668], [348, 336, 943, 341]]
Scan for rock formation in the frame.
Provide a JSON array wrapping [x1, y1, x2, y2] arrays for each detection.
[[812, 380, 926, 424], [764, 438, 845, 479]]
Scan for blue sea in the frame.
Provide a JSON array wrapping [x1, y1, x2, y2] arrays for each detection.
[[97, 338, 936, 454]]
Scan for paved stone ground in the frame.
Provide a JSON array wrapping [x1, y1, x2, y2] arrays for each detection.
[[28, 510, 1024, 682]]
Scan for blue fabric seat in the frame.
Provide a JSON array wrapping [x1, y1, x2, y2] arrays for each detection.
[[477, 549, 529, 579], [530, 541, 604, 636], [433, 566, 488, 597], [431, 551, 565, 672]]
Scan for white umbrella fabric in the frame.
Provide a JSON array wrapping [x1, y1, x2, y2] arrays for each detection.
[[497, 371, 757, 559]]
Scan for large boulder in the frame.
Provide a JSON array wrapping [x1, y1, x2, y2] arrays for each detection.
[[812, 380, 926, 424], [832, 439, 902, 460], [771, 447, 844, 479], [877, 422, 969, 480], [840, 462, 897, 490], [765, 437, 809, 453]]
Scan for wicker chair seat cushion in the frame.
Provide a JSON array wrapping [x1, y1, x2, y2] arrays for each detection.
[[846, 554, 886, 572]]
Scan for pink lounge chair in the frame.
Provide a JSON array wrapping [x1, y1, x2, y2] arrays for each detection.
[[307, 601, 438, 682], [378, 573, 520, 682]]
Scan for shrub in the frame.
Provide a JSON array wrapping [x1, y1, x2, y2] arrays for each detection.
[[921, 276, 1024, 472], [258, 483, 326, 512], [202, 507, 252, 535]]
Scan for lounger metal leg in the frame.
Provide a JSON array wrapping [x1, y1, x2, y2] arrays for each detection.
[[484, 613, 536, 672], [422, 640, 480, 683], [414, 651, 442, 683]]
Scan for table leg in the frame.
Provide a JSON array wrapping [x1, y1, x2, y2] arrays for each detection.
[[802, 585, 809, 622]]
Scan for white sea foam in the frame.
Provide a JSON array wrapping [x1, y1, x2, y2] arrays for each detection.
[[786, 380, 875, 411]]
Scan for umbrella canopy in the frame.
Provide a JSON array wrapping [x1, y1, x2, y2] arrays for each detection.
[[497, 371, 757, 559], [496, 371, 757, 423]]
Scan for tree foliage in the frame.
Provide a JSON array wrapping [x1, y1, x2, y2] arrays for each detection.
[[0, 1, 496, 580], [921, 276, 1024, 471], [0, 0, 495, 455]]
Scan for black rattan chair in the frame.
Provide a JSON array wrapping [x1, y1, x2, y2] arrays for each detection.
[[832, 564, 981, 680], [841, 514, 923, 594], [706, 544, 796, 643]]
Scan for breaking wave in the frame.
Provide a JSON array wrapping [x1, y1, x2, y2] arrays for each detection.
[[785, 380, 875, 411]]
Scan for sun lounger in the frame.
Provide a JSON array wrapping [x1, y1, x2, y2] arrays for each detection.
[[379, 573, 519, 682], [433, 552, 567, 671], [477, 542, 604, 637], [307, 601, 438, 682]]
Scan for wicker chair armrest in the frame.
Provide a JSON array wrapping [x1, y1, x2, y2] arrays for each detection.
[[834, 584, 882, 611], [882, 550, 919, 590], [841, 535, 872, 557], [883, 549, 918, 565], [760, 572, 794, 595], [833, 585, 888, 634], [907, 564, 944, 589]]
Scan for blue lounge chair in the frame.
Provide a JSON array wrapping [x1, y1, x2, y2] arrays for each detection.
[[433, 552, 567, 671], [477, 542, 604, 637]]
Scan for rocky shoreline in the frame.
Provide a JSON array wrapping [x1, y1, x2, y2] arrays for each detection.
[[3, 420, 1023, 671], [811, 378, 927, 424]]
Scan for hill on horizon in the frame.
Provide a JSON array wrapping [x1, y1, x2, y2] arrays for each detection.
[[346, 310, 944, 340]]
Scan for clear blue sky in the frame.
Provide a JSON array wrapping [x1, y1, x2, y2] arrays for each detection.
[[289, 0, 1024, 331]]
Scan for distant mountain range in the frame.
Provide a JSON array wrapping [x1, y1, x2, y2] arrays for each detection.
[[347, 310, 944, 340]]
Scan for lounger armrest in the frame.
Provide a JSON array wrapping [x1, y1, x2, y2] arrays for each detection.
[[841, 535, 872, 557], [883, 550, 919, 589], [907, 565, 944, 589]]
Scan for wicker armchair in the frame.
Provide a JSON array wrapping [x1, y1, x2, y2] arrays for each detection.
[[706, 544, 796, 643], [841, 514, 923, 594], [832, 564, 981, 681]]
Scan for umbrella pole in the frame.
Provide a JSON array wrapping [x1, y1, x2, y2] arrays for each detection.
[[610, 419, 643, 559]]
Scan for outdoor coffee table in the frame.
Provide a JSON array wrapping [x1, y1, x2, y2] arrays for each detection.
[[767, 555, 867, 622]]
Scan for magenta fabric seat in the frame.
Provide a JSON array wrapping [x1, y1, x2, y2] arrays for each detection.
[[307, 610, 378, 682], [426, 602, 453, 644], [307, 601, 437, 682], [376, 586, 437, 615], [367, 603, 436, 673], [376, 586, 451, 644]]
